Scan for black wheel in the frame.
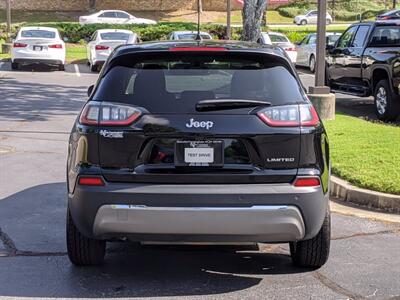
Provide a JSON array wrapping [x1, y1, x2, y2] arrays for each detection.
[[300, 19, 307, 25], [90, 63, 98, 72], [58, 64, 65, 71], [309, 55, 316, 73], [374, 79, 400, 122], [66, 207, 106, 266], [326, 19, 332, 25], [290, 210, 330, 268], [11, 62, 19, 70]]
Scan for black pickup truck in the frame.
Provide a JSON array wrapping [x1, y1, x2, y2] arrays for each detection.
[[326, 21, 400, 121]]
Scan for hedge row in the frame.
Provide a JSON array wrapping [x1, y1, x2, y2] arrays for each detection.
[[0, 21, 327, 45]]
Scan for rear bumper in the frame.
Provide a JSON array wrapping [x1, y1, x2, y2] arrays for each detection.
[[12, 58, 64, 65], [93, 205, 305, 242], [68, 181, 329, 242]]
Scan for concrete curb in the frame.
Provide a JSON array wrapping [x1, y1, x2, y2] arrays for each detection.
[[330, 176, 400, 213]]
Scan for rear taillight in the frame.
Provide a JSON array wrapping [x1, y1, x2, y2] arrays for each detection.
[[78, 177, 105, 186], [284, 47, 296, 52], [95, 45, 109, 50], [257, 104, 319, 127], [49, 44, 63, 49], [79, 102, 142, 126], [293, 177, 321, 187], [13, 42, 27, 48]]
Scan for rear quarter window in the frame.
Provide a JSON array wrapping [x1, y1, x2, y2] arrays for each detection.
[[93, 53, 306, 113], [370, 26, 400, 46]]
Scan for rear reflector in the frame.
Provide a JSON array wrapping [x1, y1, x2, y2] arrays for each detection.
[[294, 177, 321, 187], [95, 45, 109, 50], [257, 104, 320, 127], [78, 177, 105, 186], [49, 44, 63, 49], [169, 47, 227, 52], [13, 42, 27, 48]]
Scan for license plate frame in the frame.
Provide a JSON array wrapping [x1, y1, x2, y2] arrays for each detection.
[[174, 140, 224, 167], [33, 46, 43, 51]]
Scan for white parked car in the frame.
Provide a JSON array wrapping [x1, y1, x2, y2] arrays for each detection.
[[294, 10, 333, 25], [258, 32, 297, 63], [11, 26, 66, 70], [79, 10, 156, 25], [87, 29, 139, 72], [296, 32, 341, 73], [168, 31, 212, 40]]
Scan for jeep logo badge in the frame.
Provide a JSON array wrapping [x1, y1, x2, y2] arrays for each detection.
[[186, 118, 214, 130]]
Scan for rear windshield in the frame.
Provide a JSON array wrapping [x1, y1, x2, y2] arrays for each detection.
[[269, 34, 289, 43], [93, 53, 305, 113], [21, 30, 56, 39], [370, 26, 400, 46], [177, 34, 212, 40], [100, 32, 130, 41]]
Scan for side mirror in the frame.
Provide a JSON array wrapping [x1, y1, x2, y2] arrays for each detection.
[[326, 44, 334, 51], [63, 37, 69, 42], [87, 85, 94, 97]]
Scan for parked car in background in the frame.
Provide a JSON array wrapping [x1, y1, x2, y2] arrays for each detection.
[[67, 41, 331, 268], [11, 26, 66, 70], [268, 32, 297, 63], [79, 10, 156, 25], [294, 10, 332, 25], [87, 29, 139, 72], [326, 21, 400, 121], [296, 32, 341, 72], [376, 9, 400, 20], [168, 31, 212, 40]]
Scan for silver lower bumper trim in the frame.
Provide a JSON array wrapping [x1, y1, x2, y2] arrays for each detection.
[[93, 205, 305, 242]]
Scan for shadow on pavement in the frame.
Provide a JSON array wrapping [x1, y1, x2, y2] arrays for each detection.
[[0, 182, 311, 298], [0, 77, 86, 122]]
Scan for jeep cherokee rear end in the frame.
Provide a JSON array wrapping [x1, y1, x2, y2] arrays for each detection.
[[66, 41, 330, 268]]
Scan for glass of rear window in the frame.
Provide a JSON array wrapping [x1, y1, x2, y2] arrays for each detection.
[[93, 53, 305, 113], [21, 30, 56, 39], [100, 32, 130, 41]]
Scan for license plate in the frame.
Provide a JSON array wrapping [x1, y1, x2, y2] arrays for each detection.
[[175, 140, 224, 167], [33, 46, 43, 51]]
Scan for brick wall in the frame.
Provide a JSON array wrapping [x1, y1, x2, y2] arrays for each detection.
[[0, 0, 243, 11]]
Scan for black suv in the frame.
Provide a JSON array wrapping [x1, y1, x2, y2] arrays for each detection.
[[67, 41, 331, 268]]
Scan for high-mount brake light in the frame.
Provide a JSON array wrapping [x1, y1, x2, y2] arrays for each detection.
[[169, 47, 227, 52], [257, 104, 319, 127], [78, 177, 105, 186], [293, 177, 321, 187], [13, 42, 27, 48], [48, 44, 63, 49], [79, 102, 142, 126], [95, 45, 109, 50]]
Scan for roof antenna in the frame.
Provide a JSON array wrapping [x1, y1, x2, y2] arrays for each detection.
[[195, 0, 202, 41]]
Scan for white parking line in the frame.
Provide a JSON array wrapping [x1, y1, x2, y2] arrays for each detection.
[[74, 64, 81, 77]]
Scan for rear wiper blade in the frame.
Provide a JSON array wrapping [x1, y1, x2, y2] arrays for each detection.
[[196, 99, 271, 112]]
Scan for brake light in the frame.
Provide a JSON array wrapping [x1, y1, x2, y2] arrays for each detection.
[[13, 42, 27, 48], [284, 47, 296, 52], [169, 47, 227, 52], [294, 177, 321, 187], [79, 102, 142, 126], [95, 45, 109, 50], [78, 177, 105, 186], [49, 44, 63, 49], [257, 104, 319, 127]]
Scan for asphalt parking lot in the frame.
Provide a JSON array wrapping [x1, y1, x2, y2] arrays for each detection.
[[1, 63, 400, 300]]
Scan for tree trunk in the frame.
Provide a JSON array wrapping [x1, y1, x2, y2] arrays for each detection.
[[89, 0, 96, 10], [242, 0, 268, 42]]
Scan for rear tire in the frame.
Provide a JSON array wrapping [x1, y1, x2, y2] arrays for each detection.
[[290, 210, 330, 268], [309, 55, 316, 73], [300, 19, 307, 25], [11, 62, 19, 70], [90, 63, 98, 72], [66, 207, 106, 266], [326, 19, 332, 25], [374, 79, 400, 122], [58, 64, 65, 71]]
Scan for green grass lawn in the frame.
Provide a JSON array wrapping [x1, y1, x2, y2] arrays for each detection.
[[325, 114, 400, 195]]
